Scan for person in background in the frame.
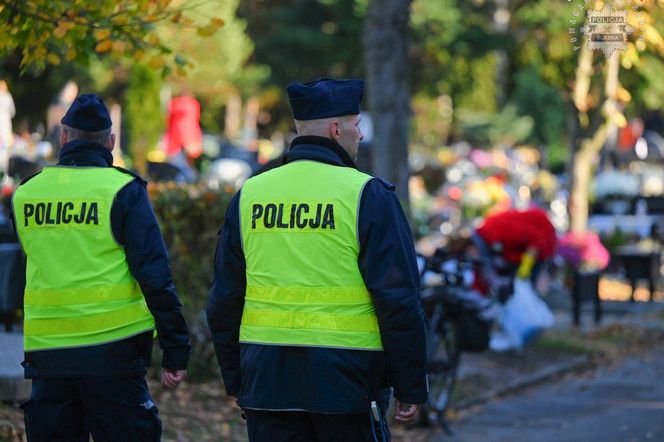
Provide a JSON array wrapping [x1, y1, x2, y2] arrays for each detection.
[[11, 94, 190, 442], [163, 94, 203, 183], [0, 80, 16, 172], [207, 78, 428, 441]]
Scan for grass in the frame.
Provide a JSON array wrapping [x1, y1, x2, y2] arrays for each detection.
[[534, 333, 595, 354]]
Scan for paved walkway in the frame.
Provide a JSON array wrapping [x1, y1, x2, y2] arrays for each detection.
[[431, 344, 664, 442], [424, 297, 664, 442], [0, 331, 30, 401]]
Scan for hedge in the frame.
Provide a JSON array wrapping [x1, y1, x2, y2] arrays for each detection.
[[149, 182, 236, 378]]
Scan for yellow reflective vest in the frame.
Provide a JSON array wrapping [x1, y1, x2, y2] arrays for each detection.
[[239, 160, 383, 350], [13, 166, 155, 352]]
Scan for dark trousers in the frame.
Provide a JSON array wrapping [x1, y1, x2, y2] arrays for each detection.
[[21, 376, 161, 442], [245, 409, 391, 442]]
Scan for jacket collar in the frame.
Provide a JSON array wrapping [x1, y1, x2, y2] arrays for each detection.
[[284, 136, 358, 169], [58, 139, 114, 167]]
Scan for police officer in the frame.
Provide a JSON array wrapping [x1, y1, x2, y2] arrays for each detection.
[[207, 79, 428, 441], [11, 94, 190, 441]]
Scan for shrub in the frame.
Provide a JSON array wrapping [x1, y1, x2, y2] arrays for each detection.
[[149, 182, 236, 378]]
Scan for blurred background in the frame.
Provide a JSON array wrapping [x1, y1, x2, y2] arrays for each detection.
[[2, 1, 664, 439], [1, 0, 664, 350]]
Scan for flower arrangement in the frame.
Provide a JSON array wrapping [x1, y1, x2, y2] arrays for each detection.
[[558, 231, 610, 272], [458, 176, 511, 219]]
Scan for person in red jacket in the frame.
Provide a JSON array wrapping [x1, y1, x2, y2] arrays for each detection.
[[164, 94, 203, 182]]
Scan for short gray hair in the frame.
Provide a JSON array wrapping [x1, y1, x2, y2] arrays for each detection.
[[62, 124, 112, 145]]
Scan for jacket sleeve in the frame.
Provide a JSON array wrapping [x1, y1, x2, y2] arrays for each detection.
[[358, 178, 428, 404], [205, 191, 246, 396], [112, 180, 191, 370]]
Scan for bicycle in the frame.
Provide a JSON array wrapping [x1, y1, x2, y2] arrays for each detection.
[[417, 247, 512, 434], [420, 282, 460, 434]]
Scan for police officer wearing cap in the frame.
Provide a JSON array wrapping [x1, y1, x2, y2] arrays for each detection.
[[207, 79, 428, 441], [11, 94, 190, 441]]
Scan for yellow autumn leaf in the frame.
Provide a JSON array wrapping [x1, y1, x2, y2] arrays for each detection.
[[644, 25, 664, 49], [170, 11, 182, 23], [53, 22, 69, 38], [625, 43, 639, 62], [210, 17, 225, 28], [95, 40, 113, 53], [65, 48, 77, 61], [133, 49, 145, 61], [112, 15, 130, 26], [616, 87, 632, 103], [179, 16, 194, 26], [148, 55, 166, 69], [46, 53, 60, 65], [196, 25, 217, 37], [112, 40, 126, 53], [146, 33, 160, 45], [94, 28, 111, 41]]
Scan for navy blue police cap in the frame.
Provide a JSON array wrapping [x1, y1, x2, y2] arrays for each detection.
[[61, 94, 112, 131], [287, 78, 363, 120]]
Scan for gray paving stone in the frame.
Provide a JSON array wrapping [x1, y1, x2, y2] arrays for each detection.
[[0, 332, 30, 401]]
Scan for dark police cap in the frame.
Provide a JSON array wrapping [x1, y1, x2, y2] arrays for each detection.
[[61, 94, 112, 131], [287, 78, 363, 121]]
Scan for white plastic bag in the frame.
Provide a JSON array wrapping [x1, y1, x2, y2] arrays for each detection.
[[489, 278, 554, 351]]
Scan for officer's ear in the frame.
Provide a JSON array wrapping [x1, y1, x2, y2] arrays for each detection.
[[329, 120, 341, 140], [59, 127, 69, 146], [107, 133, 116, 152]]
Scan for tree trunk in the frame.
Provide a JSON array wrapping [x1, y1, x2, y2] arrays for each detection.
[[363, 0, 412, 206], [569, 49, 621, 234], [243, 96, 260, 143], [570, 125, 608, 234], [601, 52, 621, 170], [109, 102, 125, 167], [224, 92, 242, 141], [493, 0, 510, 108], [569, 43, 593, 234]]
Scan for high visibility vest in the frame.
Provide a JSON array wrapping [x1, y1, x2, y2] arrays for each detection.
[[13, 166, 155, 352], [239, 160, 383, 351]]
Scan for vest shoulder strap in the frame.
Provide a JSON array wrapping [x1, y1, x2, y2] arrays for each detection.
[[19, 170, 43, 186], [112, 166, 147, 186]]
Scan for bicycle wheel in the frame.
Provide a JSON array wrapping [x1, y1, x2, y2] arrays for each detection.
[[426, 314, 460, 427]]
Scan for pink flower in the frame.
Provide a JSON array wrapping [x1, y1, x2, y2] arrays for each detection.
[[558, 231, 610, 271]]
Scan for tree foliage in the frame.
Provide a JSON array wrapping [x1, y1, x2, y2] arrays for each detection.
[[409, 0, 576, 156], [124, 63, 162, 174], [237, 0, 366, 133], [238, 0, 365, 87], [0, 0, 224, 74], [160, 0, 267, 133]]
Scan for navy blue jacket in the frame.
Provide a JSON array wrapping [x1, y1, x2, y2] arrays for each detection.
[[206, 136, 428, 414], [13, 140, 190, 378]]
